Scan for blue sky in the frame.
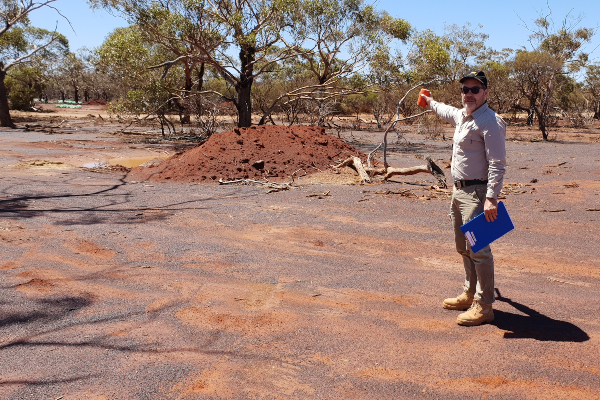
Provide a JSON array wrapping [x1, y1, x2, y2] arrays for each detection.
[[33, 0, 600, 62]]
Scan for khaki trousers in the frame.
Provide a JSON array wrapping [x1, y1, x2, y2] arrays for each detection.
[[450, 184, 495, 305]]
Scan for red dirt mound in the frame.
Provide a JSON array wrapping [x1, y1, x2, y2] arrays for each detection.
[[85, 99, 108, 106], [128, 125, 365, 182]]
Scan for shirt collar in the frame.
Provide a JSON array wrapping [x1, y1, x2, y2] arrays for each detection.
[[463, 102, 489, 120]]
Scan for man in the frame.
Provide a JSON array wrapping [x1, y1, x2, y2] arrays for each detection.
[[420, 70, 506, 326]]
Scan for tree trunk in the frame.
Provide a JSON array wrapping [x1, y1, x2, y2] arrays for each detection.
[[0, 70, 15, 128], [236, 45, 255, 128], [74, 85, 79, 104], [539, 78, 554, 141], [594, 101, 600, 120], [527, 107, 535, 126], [180, 64, 194, 124], [198, 63, 205, 91], [258, 111, 271, 126], [534, 107, 548, 141], [539, 117, 548, 141], [237, 83, 252, 127]]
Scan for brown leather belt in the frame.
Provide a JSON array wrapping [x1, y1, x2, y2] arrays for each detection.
[[454, 179, 488, 189]]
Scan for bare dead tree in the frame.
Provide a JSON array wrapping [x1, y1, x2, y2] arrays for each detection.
[[333, 80, 447, 187], [258, 82, 368, 126]]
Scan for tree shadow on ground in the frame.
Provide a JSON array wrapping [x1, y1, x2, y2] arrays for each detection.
[[0, 175, 251, 225], [0, 295, 94, 330], [0, 292, 224, 355], [493, 289, 589, 342], [0, 178, 130, 221], [0, 374, 99, 387]]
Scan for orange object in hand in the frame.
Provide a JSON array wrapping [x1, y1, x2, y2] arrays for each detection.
[[417, 88, 431, 108]]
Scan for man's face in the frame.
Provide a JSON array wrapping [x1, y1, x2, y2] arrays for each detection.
[[461, 78, 489, 114]]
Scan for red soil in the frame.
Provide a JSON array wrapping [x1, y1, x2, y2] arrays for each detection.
[[85, 99, 108, 106], [128, 125, 365, 182]]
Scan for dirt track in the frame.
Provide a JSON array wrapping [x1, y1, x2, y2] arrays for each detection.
[[1, 115, 599, 399]]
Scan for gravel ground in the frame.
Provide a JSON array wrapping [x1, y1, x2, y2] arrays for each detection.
[[1, 121, 599, 400]]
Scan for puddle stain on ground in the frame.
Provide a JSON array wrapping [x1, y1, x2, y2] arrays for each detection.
[[82, 155, 169, 169]]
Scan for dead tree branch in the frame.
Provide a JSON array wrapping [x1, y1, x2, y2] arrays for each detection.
[[367, 142, 382, 169], [217, 168, 307, 192], [334, 156, 372, 183], [334, 155, 447, 187], [382, 80, 436, 168]]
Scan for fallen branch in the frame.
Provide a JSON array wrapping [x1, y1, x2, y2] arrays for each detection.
[[334, 155, 447, 187], [23, 120, 66, 132], [308, 162, 322, 172], [544, 162, 567, 167], [290, 168, 307, 184], [218, 170, 305, 192], [218, 178, 290, 189], [374, 189, 414, 196], [382, 165, 430, 180], [306, 190, 331, 199], [333, 156, 371, 183]]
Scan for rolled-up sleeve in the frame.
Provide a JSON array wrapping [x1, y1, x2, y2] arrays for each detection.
[[483, 115, 506, 199]]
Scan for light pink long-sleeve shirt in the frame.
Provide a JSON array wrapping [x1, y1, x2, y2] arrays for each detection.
[[430, 101, 506, 199]]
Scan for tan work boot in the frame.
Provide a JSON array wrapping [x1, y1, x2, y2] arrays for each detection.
[[456, 300, 494, 326], [443, 291, 474, 310]]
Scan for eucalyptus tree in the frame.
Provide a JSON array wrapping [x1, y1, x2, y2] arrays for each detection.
[[55, 52, 87, 103], [95, 25, 186, 134], [97, 3, 219, 123], [512, 49, 562, 132], [585, 64, 600, 119], [91, 0, 299, 128], [512, 11, 594, 140], [406, 30, 450, 83], [290, 0, 409, 85], [0, 0, 68, 127], [257, 0, 411, 125], [442, 23, 489, 81], [91, 0, 411, 128], [5, 63, 46, 109], [408, 24, 488, 81], [480, 48, 519, 114]]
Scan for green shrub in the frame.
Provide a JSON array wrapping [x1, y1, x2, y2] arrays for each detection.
[[6, 66, 45, 110]]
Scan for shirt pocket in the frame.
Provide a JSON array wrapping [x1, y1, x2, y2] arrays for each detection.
[[458, 127, 483, 152]]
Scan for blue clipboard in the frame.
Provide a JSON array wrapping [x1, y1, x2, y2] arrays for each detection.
[[460, 201, 515, 253]]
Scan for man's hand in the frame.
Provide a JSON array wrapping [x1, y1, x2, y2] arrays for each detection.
[[484, 198, 498, 222], [420, 93, 433, 109]]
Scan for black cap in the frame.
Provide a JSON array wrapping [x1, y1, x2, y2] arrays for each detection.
[[460, 70, 487, 88]]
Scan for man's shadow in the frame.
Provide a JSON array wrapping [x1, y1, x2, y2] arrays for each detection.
[[493, 289, 589, 342]]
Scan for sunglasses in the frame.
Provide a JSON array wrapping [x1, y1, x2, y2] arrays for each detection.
[[461, 86, 486, 94]]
